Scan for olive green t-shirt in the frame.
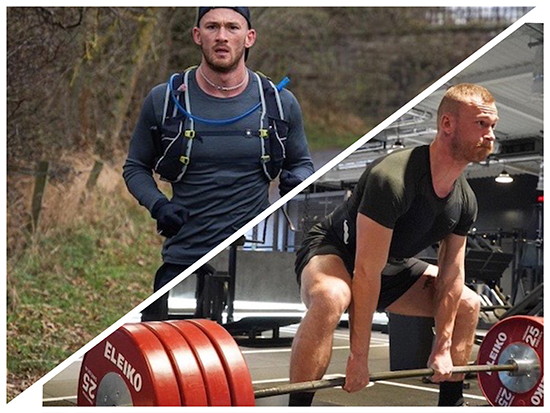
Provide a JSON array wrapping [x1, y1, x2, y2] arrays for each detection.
[[324, 145, 478, 260]]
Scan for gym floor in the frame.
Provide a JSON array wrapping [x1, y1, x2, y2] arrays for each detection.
[[42, 322, 490, 407]]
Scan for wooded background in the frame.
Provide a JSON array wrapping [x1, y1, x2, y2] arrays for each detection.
[[6, 6, 530, 401], [7, 7, 528, 162], [7, 7, 526, 254]]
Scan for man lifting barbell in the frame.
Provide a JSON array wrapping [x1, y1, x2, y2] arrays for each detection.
[[289, 83, 499, 406]]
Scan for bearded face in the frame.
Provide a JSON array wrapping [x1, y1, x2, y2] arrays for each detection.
[[450, 100, 499, 163], [201, 40, 246, 73]]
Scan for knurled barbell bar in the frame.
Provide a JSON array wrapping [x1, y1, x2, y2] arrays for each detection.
[[77, 315, 543, 407]]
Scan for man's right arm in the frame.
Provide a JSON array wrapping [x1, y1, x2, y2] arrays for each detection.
[[122, 86, 168, 214], [343, 213, 393, 393]]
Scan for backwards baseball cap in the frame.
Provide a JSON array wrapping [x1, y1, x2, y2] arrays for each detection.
[[196, 7, 251, 28]]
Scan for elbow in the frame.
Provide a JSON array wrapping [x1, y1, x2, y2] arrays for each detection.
[[122, 159, 152, 183]]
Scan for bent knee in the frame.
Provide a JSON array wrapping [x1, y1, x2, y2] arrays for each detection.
[[300, 256, 352, 316], [305, 283, 352, 318]]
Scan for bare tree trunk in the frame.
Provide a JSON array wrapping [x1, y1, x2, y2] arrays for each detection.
[[109, 9, 159, 150]]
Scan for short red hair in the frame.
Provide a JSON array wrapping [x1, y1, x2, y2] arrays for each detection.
[[437, 83, 496, 127]]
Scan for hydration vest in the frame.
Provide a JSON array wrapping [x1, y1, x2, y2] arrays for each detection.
[[150, 68, 289, 183]]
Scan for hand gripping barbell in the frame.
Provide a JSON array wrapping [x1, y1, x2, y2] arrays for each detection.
[[77, 315, 543, 407]]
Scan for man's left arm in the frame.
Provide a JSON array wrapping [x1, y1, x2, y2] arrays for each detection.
[[278, 90, 314, 195], [430, 232, 467, 381]]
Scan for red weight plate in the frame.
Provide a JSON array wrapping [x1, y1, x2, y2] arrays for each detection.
[[77, 323, 181, 406], [168, 320, 232, 406], [142, 321, 208, 406], [477, 316, 544, 406], [187, 319, 255, 406]]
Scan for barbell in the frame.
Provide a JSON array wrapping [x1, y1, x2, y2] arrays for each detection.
[[77, 315, 543, 407]]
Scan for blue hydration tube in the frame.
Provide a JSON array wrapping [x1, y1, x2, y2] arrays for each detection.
[[168, 73, 290, 126]]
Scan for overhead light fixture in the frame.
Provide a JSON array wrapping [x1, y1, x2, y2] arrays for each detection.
[[387, 138, 404, 153], [384, 136, 405, 153], [495, 170, 514, 184], [392, 139, 404, 150]]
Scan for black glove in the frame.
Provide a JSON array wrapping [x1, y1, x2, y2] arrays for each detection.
[[151, 199, 189, 238], [279, 170, 303, 196]]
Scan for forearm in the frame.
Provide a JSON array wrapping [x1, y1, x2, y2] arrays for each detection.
[[433, 262, 464, 353], [123, 87, 167, 212], [350, 214, 392, 357], [122, 159, 167, 212], [349, 271, 380, 357], [282, 133, 314, 181], [284, 162, 314, 181]]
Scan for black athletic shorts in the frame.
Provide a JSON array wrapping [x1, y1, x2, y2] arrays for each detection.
[[295, 223, 430, 312]]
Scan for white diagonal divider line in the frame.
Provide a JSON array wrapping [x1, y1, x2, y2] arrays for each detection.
[[10, 7, 540, 407]]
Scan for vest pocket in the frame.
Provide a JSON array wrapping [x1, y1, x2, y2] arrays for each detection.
[[153, 120, 188, 182], [262, 117, 289, 180]]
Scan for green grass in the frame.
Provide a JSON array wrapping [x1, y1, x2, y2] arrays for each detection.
[[304, 117, 374, 152], [6, 191, 163, 401]]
